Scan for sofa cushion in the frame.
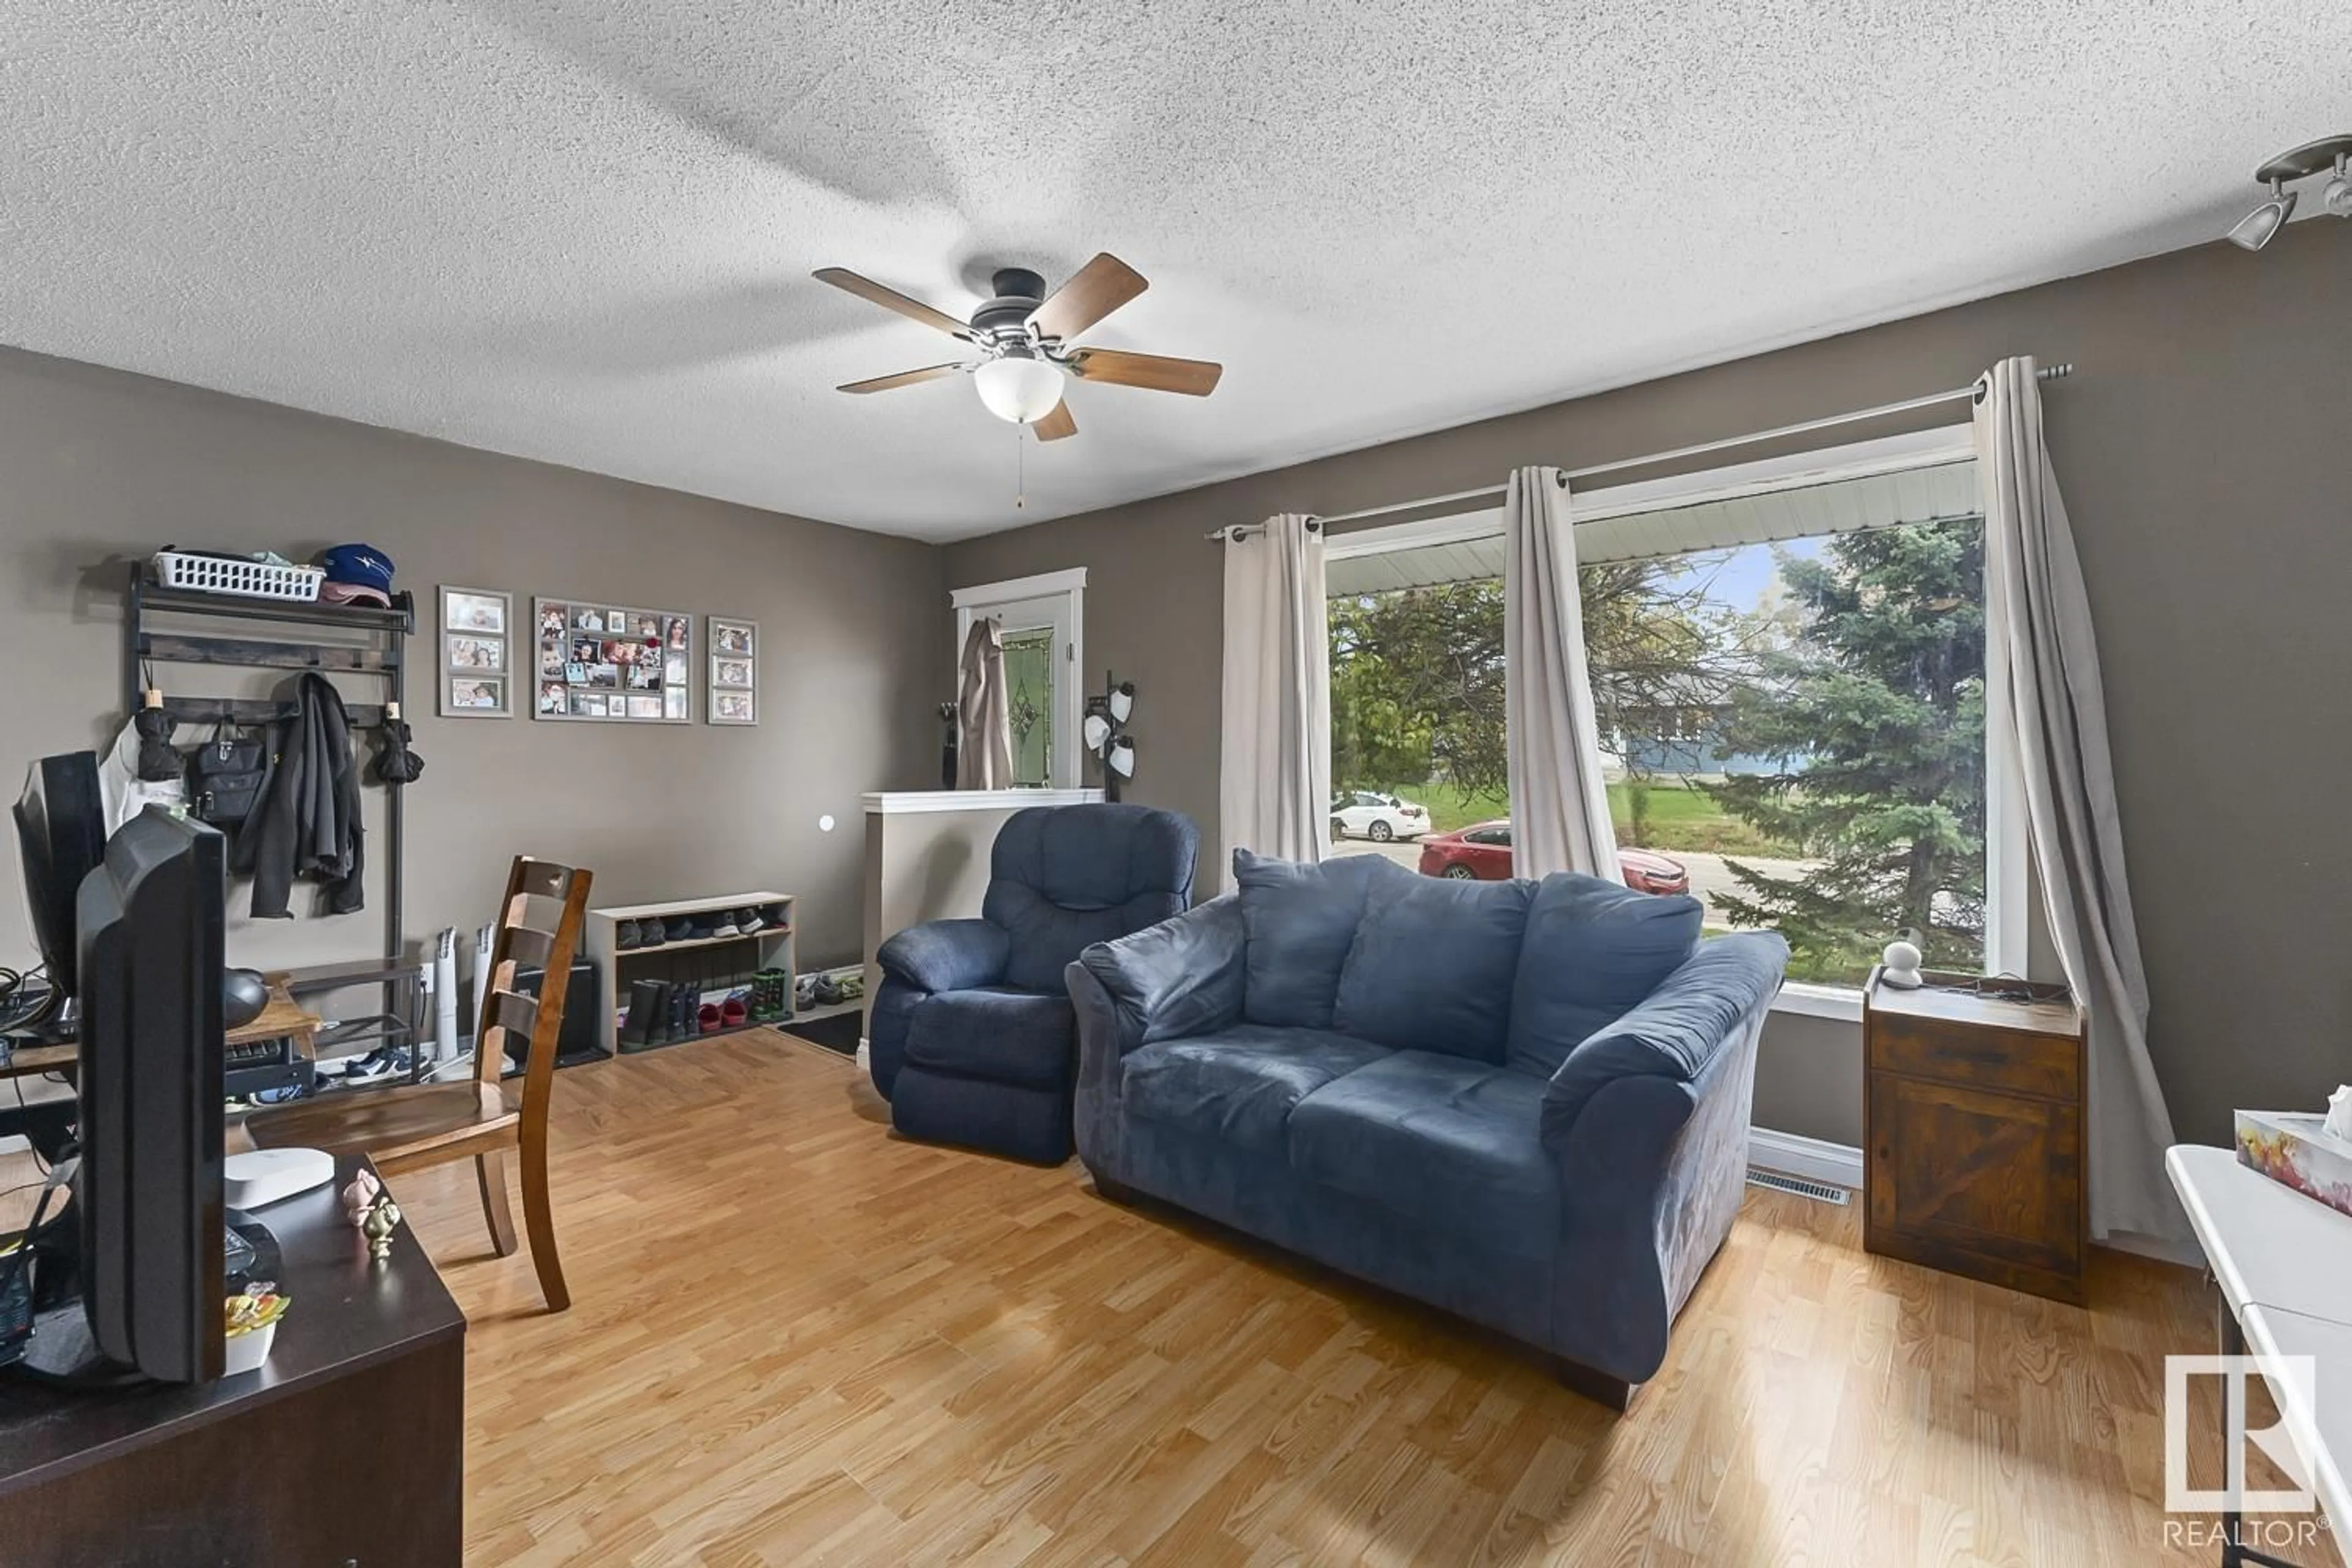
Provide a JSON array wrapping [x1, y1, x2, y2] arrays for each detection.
[[1286, 1050, 1557, 1257], [1333, 873, 1533, 1063], [1504, 874, 1703, 1077], [1232, 850, 1391, 1029], [1123, 1025, 1393, 1154], [903, 988, 1075, 1088]]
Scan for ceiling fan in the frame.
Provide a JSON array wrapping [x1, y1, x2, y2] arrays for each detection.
[[815, 253, 1222, 442]]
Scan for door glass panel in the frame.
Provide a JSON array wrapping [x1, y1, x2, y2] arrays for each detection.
[[1000, 627, 1055, 787]]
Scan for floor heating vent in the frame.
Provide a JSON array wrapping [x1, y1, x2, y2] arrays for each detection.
[[1744, 1168, 1852, 1205]]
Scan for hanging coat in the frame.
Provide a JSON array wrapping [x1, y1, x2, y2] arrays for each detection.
[[236, 672, 364, 918]]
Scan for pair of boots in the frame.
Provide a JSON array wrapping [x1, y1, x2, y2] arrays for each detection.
[[747, 968, 793, 1023], [620, 979, 699, 1050]]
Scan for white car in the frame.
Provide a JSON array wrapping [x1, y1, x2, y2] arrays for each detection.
[[1329, 790, 1430, 843]]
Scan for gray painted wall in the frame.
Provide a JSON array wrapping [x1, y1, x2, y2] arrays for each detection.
[[0, 347, 948, 980], [946, 222, 2352, 1150]]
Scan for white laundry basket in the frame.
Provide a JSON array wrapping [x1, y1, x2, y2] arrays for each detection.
[[153, 551, 325, 602]]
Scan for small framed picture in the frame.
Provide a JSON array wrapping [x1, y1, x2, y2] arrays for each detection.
[[712, 658, 752, 690], [449, 677, 503, 712], [571, 692, 606, 718], [665, 616, 690, 651], [712, 690, 755, 725], [537, 682, 567, 715], [439, 587, 514, 716], [539, 605, 569, 636], [664, 687, 688, 720], [627, 695, 662, 719], [574, 606, 604, 632], [712, 622, 754, 657], [447, 635, 503, 672], [446, 590, 506, 634]]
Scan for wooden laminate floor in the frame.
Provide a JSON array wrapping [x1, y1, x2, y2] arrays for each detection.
[[377, 1031, 2225, 1566]]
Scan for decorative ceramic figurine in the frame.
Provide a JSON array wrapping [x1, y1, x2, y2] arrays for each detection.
[[361, 1194, 403, 1261], [341, 1167, 382, 1227]]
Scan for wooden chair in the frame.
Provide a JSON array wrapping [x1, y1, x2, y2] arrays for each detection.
[[246, 857, 593, 1311]]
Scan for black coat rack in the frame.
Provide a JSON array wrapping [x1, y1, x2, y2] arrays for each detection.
[[122, 567, 415, 974]]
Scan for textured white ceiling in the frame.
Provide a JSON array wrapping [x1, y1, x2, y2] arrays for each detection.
[[0, 4, 2334, 541]]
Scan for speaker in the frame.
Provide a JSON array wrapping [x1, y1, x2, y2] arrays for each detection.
[[504, 960, 603, 1072]]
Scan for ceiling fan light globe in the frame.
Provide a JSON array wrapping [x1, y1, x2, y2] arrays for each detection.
[[2326, 175, 2352, 217], [973, 356, 1066, 424]]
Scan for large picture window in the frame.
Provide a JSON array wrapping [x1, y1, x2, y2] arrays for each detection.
[[1324, 428, 2023, 995]]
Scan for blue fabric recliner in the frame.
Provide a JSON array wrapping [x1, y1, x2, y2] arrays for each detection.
[[1066, 848, 1789, 1408], [870, 803, 1199, 1164]]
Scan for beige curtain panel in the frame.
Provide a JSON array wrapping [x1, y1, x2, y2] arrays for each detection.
[[1219, 513, 1330, 886], [1977, 356, 2181, 1242], [955, 617, 1012, 790], [1502, 466, 1621, 882]]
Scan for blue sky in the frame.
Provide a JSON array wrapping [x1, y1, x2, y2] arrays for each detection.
[[1673, 536, 1823, 616]]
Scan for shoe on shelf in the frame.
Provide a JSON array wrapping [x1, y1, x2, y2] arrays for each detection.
[[761, 903, 789, 931], [698, 1001, 723, 1035], [712, 909, 740, 938], [665, 916, 695, 943], [616, 919, 643, 951], [736, 907, 764, 935], [722, 994, 748, 1028], [812, 974, 845, 1008], [639, 917, 666, 948], [688, 914, 718, 941]]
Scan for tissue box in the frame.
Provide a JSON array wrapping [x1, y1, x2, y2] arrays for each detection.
[[2235, 1110, 2352, 1219]]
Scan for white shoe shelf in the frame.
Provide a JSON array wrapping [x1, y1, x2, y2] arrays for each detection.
[[584, 890, 797, 1057]]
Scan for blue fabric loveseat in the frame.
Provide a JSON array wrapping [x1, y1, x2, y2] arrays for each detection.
[[870, 803, 1198, 1164], [1066, 849, 1787, 1406]]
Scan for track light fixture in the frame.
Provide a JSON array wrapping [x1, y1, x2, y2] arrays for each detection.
[[2228, 135, 2352, 251]]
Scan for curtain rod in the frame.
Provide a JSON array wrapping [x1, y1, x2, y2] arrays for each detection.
[[1208, 361, 2075, 540]]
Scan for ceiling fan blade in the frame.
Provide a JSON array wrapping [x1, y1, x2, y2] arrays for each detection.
[[813, 268, 970, 337], [837, 363, 965, 394], [1068, 348, 1223, 397], [1033, 400, 1077, 442], [1028, 253, 1147, 342]]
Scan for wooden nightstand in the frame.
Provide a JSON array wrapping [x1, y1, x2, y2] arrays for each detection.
[[1863, 967, 2087, 1305]]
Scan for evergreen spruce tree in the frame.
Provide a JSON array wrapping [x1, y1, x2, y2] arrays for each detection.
[[1708, 519, 1987, 982]]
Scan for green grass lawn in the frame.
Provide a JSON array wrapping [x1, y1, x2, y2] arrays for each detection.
[[1381, 778, 1801, 857]]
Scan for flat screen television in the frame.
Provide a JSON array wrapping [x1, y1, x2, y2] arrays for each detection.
[[18, 804, 226, 1384], [10, 752, 106, 1029]]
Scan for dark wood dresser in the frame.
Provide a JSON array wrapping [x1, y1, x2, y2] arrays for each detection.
[[1863, 968, 2088, 1305], [0, 1156, 465, 1566]]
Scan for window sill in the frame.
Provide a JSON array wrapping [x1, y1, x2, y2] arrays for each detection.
[[1771, 981, 1864, 1024]]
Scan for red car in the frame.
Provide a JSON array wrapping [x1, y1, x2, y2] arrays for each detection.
[[1417, 820, 1691, 895]]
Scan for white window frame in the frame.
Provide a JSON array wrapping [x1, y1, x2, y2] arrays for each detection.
[[1326, 425, 2029, 1021], [951, 567, 1085, 789]]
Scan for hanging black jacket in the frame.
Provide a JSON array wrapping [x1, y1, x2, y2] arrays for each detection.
[[235, 672, 364, 918]]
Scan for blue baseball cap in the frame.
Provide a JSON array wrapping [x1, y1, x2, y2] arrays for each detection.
[[317, 543, 394, 606]]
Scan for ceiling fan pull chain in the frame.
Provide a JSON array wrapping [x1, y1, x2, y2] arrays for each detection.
[[1015, 424, 1027, 511]]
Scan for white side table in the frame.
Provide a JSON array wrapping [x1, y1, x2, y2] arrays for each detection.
[[2168, 1144, 2352, 1567]]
